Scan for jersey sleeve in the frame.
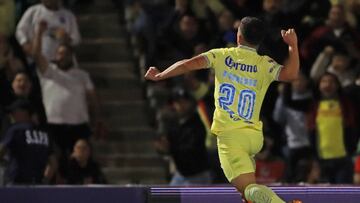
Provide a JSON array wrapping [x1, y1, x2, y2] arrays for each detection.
[[264, 56, 283, 82], [201, 48, 224, 69]]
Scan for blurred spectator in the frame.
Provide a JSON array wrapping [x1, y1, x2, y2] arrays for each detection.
[[0, 99, 56, 185], [292, 0, 331, 41], [183, 71, 227, 183], [63, 139, 106, 184], [33, 21, 103, 163], [165, 0, 194, 29], [294, 159, 321, 184], [0, 0, 16, 36], [16, 0, 81, 61], [181, 44, 224, 183], [348, 72, 360, 185], [190, 0, 217, 39], [278, 72, 357, 183], [220, 0, 257, 20], [125, 0, 149, 58], [281, 0, 330, 34], [166, 15, 206, 59], [0, 34, 26, 110], [343, 0, 360, 30], [1, 71, 47, 136], [344, 71, 360, 116], [154, 88, 211, 185], [273, 73, 313, 182], [310, 46, 356, 87], [196, 0, 225, 16], [257, 0, 289, 62], [11, 71, 44, 120], [308, 72, 357, 183], [125, 0, 172, 67], [354, 154, 360, 184], [255, 137, 285, 184], [301, 4, 360, 69], [210, 9, 237, 48]]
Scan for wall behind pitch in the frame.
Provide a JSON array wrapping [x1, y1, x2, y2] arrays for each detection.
[[0, 186, 147, 203]]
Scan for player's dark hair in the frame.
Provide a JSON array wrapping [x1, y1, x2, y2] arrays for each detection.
[[239, 17, 266, 46]]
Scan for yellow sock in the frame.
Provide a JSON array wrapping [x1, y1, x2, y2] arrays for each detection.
[[244, 184, 285, 203]]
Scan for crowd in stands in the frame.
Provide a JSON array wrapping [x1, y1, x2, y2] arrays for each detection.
[[2, 0, 360, 187], [125, 0, 360, 185], [0, 0, 105, 185]]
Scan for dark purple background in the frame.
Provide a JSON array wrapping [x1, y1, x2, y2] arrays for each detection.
[[151, 186, 360, 203], [1, 185, 360, 203], [0, 186, 146, 203]]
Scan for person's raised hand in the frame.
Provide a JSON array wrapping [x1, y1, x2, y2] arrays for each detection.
[[281, 28, 298, 47], [144, 66, 161, 81]]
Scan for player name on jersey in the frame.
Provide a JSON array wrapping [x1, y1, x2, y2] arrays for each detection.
[[225, 56, 258, 73], [223, 70, 257, 87]]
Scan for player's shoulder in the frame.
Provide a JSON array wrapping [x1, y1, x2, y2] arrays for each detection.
[[259, 54, 273, 61], [206, 47, 237, 58], [211, 46, 239, 53], [258, 54, 280, 66]]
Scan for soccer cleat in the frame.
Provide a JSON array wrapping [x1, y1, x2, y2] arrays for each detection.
[[288, 200, 302, 203], [242, 198, 252, 203]]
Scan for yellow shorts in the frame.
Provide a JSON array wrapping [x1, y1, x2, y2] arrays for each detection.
[[215, 127, 264, 182]]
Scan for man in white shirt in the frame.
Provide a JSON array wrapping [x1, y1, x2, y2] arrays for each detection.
[[32, 20, 101, 161], [16, 0, 81, 61]]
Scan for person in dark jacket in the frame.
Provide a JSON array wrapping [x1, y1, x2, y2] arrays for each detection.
[[155, 88, 210, 185], [0, 99, 56, 185]]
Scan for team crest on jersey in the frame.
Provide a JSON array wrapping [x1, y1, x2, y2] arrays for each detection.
[[225, 56, 257, 73]]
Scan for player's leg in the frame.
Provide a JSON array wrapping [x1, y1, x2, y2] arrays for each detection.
[[231, 172, 285, 203], [216, 128, 285, 203]]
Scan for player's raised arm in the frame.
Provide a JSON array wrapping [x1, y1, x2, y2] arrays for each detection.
[[278, 28, 300, 82], [144, 55, 208, 81]]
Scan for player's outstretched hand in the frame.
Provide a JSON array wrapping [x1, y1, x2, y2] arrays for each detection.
[[145, 66, 161, 81], [281, 28, 298, 47]]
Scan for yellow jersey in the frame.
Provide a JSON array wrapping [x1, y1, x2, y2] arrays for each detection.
[[316, 100, 346, 159], [201, 45, 283, 133]]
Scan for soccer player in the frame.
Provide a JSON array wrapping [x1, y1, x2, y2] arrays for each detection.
[[145, 17, 299, 203]]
